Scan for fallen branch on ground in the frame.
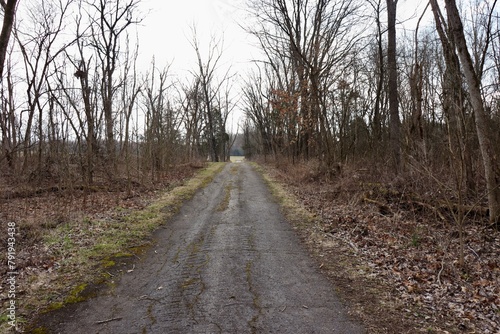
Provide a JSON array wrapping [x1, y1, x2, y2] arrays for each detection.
[[96, 317, 123, 325]]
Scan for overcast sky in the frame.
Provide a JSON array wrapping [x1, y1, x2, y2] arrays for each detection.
[[134, 0, 435, 72], [135, 0, 256, 75]]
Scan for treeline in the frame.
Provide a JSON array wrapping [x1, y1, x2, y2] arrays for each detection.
[[0, 0, 234, 190], [241, 0, 500, 225], [1, 0, 499, 224]]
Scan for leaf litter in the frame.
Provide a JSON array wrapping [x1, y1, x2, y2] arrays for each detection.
[[260, 161, 499, 334]]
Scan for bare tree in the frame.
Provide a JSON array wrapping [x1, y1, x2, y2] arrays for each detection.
[[53, 8, 100, 186], [429, 0, 475, 199], [179, 77, 204, 161], [190, 28, 233, 162], [247, 0, 362, 165], [367, 0, 385, 149], [14, 0, 74, 175], [408, 3, 429, 163], [0, 0, 19, 79], [386, 0, 401, 173], [241, 68, 275, 158], [0, 51, 17, 169], [442, 0, 500, 225], [87, 0, 142, 171], [119, 35, 140, 195], [216, 77, 237, 161]]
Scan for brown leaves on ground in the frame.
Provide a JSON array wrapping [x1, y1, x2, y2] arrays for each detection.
[[261, 160, 499, 334]]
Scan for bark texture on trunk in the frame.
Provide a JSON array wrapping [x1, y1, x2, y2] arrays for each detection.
[[387, 0, 401, 173], [0, 0, 18, 79]]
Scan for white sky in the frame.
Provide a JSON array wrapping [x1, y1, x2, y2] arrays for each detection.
[[136, 0, 257, 76], [134, 0, 433, 65]]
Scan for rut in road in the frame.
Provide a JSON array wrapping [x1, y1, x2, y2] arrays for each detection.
[[37, 162, 364, 334]]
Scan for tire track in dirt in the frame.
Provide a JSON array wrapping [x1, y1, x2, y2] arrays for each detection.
[[33, 162, 364, 334]]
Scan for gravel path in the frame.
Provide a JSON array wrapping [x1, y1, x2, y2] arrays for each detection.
[[37, 162, 364, 334]]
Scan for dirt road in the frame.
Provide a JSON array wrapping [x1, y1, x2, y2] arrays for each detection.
[[36, 162, 364, 333]]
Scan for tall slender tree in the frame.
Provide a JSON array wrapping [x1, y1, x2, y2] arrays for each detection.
[[386, 0, 401, 173], [443, 0, 500, 225], [0, 0, 19, 79], [190, 29, 232, 162], [87, 0, 142, 170]]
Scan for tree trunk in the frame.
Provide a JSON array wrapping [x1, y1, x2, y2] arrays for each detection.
[[0, 0, 18, 79], [387, 0, 401, 173], [444, 0, 500, 224], [373, 19, 384, 146], [429, 0, 475, 196]]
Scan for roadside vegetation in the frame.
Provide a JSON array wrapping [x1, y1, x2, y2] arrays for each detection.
[[255, 159, 499, 333]]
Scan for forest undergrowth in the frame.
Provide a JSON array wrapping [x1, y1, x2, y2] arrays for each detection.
[[259, 157, 499, 334]]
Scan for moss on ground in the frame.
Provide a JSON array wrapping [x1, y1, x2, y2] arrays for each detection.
[[250, 162, 316, 227], [217, 182, 233, 211]]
